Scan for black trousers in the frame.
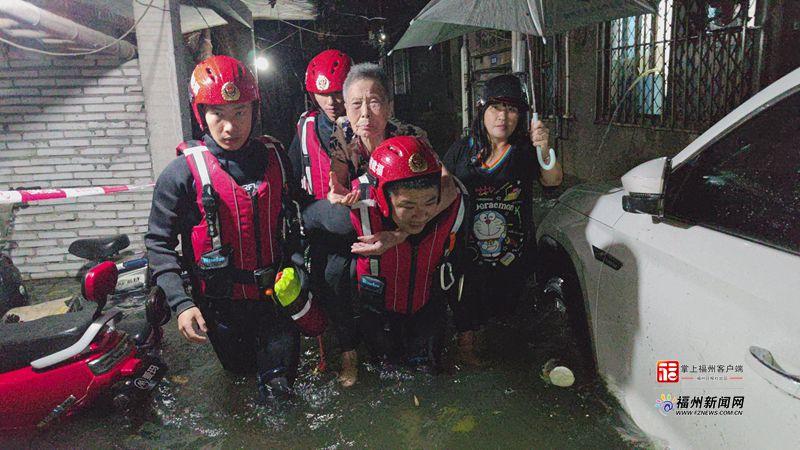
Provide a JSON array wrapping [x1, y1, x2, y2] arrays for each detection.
[[358, 296, 447, 368], [199, 298, 300, 383], [308, 235, 359, 352], [451, 258, 532, 332]]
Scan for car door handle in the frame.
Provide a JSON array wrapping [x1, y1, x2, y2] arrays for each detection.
[[592, 246, 622, 270], [747, 346, 800, 399]]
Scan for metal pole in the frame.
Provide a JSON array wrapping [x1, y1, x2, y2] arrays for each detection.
[[552, 34, 560, 137], [1, 0, 137, 59], [460, 36, 470, 133], [525, 34, 538, 115], [511, 31, 526, 73], [564, 31, 570, 118]]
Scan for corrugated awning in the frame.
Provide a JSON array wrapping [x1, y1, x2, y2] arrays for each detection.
[[0, 0, 316, 58], [180, 5, 228, 34], [195, 0, 317, 27], [246, 0, 317, 21]]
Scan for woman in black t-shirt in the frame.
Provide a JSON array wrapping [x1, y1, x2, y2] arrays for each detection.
[[442, 74, 562, 365]]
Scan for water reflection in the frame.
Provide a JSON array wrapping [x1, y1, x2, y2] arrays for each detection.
[[6, 278, 647, 449]]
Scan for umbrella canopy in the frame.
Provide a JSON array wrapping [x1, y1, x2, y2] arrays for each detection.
[[393, 0, 659, 51], [393, 19, 483, 51]]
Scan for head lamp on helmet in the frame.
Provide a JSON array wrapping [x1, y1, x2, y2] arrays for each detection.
[[190, 55, 260, 131], [367, 136, 442, 218]]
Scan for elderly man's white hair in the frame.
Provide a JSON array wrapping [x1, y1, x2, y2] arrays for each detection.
[[343, 62, 393, 102]]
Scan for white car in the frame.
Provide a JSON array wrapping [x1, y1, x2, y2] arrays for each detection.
[[536, 66, 800, 449]]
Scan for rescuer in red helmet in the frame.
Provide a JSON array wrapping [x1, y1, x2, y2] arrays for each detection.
[[146, 55, 326, 403], [289, 49, 351, 200], [307, 60, 464, 385], [286, 49, 365, 387], [347, 136, 466, 378]]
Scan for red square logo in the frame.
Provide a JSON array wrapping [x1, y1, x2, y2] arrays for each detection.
[[657, 360, 680, 383]]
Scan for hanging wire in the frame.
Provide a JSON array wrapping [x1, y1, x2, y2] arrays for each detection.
[[239, 0, 280, 6], [256, 30, 299, 51], [278, 19, 368, 38], [0, 0, 155, 57], [332, 12, 387, 21], [188, 0, 212, 31], [589, 67, 663, 179], [134, 0, 167, 12]]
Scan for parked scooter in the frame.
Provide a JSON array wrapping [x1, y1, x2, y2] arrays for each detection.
[[69, 234, 149, 307], [0, 261, 169, 431], [0, 239, 30, 318], [0, 202, 30, 317], [1, 233, 149, 321]]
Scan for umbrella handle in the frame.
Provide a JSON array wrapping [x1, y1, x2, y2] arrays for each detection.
[[532, 112, 557, 171]]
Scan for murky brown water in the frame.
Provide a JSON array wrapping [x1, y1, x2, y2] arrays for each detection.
[[3, 189, 651, 448], [4, 275, 650, 449]]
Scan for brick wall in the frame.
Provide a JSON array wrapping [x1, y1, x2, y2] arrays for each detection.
[[0, 44, 154, 279]]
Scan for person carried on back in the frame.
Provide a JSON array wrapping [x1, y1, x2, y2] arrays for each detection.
[[349, 136, 466, 373]]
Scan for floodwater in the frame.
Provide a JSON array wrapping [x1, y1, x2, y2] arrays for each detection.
[[5, 276, 651, 449]]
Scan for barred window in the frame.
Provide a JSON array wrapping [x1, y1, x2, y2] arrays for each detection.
[[390, 49, 411, 96], [469, 30, 513, 107], [596, 0, 763, 131], [529, 37, 558, 119]]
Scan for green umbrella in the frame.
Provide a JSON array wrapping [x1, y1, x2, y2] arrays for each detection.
[[393, 0, 659, 50], [393, 19, 483, 51], [392, 0, 659, 169]]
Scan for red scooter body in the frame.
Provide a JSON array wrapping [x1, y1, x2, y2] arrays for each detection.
[[0, 334, 141, 429], [0, 261, 167, 431]]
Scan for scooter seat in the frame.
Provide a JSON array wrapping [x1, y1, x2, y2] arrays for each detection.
[[0, 308, 96, 373], [116, 315, 151, 346], [68, 235, 130, 261]]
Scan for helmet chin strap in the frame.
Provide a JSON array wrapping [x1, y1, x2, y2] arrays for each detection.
[[250, 101, 260, 135], [195, 104, 207, 132]]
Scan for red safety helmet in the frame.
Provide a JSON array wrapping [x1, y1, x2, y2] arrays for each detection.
[[368, 136, 442, 217], [304, 49, 352, 94], [189, 55, 260, 130]]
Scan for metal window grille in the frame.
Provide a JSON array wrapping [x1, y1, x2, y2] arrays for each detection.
[[529, 37, 558, 118], [596, 0, 763, 131], [467, 30, 560, 118], [469, 30, 513, 106], [390, 49, 411, 95]]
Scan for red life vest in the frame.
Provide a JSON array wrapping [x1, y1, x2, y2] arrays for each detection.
[[350, 175, 465, 315], [296, 110, 332, 200], [182, 136, 286, 300]]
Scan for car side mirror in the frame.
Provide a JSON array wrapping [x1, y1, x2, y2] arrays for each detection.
[[621, 157, 671, 217], [82, 261, 118, 314]]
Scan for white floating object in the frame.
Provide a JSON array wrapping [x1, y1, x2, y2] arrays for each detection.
[[549, 366, 575, 387]]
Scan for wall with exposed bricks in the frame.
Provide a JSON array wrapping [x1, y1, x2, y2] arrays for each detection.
[[0, 44, 153, 279]]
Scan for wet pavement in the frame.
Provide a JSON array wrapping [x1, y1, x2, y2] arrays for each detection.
[[3, 183, 652, 449], [5, 271, 651, 449]]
